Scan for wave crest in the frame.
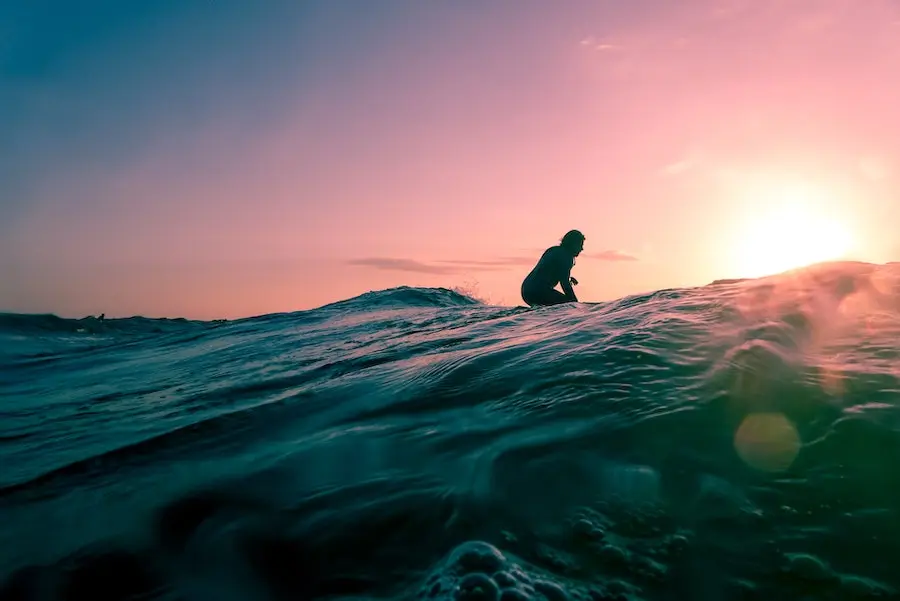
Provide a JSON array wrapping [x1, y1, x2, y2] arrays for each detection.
[[316, 286, 483, 312]]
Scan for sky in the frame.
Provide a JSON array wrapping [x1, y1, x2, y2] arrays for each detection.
[[2, 0, 900, 319]]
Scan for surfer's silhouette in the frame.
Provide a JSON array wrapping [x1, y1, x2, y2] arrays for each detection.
[[521, 230, 584, 306]]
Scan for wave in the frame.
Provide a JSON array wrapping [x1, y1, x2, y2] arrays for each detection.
[[316, 285, 484, 311], [0, 287, 482, 337], [3, 261, 900, 600], [0, 312, 217, 336]]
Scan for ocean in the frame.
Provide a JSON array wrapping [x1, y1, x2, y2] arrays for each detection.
[[2, 261, 900, 601]]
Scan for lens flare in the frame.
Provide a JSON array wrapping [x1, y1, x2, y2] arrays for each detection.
[[734, 412, 801, 472]]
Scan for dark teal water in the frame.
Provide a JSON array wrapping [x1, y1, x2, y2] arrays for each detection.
[[2, 263, 900, 601]]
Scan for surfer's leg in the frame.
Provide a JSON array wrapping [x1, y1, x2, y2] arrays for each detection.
[[542, 289, 570, 306], [524, 288, 569, 307]]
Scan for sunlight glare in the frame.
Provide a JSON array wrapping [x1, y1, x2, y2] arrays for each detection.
[[729, 180, 853, 278]]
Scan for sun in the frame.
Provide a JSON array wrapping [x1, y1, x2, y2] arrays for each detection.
[[728, 180, 853, 278]]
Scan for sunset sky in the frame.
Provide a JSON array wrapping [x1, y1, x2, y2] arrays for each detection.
[[3, 0, 900, 319]]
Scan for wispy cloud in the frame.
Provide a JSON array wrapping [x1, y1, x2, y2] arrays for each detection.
[[347, 256, 532, 274], [660, 147, 703, 176], [435, 257, 534, 267], [347, 258, 462, 275], [660, 158, 696, 176], [579, 36, 623, 52], [584, 250, 639, 261]]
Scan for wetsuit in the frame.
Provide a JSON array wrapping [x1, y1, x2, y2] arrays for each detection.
[[521, 245, 577, 306]]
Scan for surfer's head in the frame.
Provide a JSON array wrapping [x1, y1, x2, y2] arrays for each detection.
[[561, 230, 585, 256]]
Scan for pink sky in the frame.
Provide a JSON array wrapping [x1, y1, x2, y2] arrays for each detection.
[[2, 0, 899, 319]]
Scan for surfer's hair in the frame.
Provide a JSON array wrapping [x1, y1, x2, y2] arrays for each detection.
[[561, 230, 585, 250]]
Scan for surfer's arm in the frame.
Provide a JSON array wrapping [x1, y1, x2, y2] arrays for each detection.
[[560, 278, 578, 302], [556, 251, 578, 301], [559, 263, 578, 302], [548, 250, 576, 301]]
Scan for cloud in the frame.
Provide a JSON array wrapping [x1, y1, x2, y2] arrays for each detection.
[[347, 256, 532, 274], [584, 250, 639, 261], [579, 35, 622, 52], [435, 257, 534, 267], [347, 258, 463, 275], [660, 158, 696, 176], [660, 147, 704, 176]]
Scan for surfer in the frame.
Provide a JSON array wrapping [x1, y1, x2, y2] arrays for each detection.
[[521, 230, 585, 306]]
